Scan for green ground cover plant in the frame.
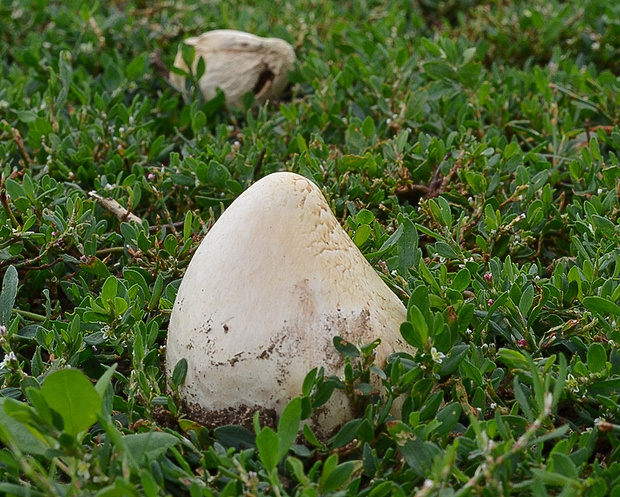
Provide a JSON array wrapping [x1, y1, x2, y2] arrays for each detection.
[[0, 0, 619, 495]]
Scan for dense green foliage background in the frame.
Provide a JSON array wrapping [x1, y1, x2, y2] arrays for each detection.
[[0, 0, 619, 495]]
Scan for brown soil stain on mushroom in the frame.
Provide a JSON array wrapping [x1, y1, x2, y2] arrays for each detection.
[[257, 341, 276, 360], [293, 279, 317, 324]]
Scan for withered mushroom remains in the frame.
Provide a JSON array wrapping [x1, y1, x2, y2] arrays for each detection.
[[166, 172, 410, 436], [170, 29, 296, 107]]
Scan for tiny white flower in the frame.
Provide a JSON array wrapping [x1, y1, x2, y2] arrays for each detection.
[[79, 42, 94, 54], [0, 351, 17, 369], [566, 373, 579, 393], [77, 460, 90, 480], [101, 325, 113, 340], [430, 347, 445, 364]]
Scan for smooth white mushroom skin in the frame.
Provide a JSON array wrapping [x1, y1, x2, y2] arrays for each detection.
[[170, 29, 296, 108], [166, 172, 409, 435]]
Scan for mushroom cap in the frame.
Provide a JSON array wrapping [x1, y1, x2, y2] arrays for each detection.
[[166, 172, 409, 435], [170, 29, 296, 107]]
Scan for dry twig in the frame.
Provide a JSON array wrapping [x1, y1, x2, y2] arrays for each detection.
[[89, 192, 142, 223]]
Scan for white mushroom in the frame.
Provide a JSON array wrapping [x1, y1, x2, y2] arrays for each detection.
[[166, 172, 409, 435], [170, 29, 296, 108]]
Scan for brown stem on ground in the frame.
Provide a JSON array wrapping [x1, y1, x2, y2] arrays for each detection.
[[12, 129, 32, 166], [394, 153, 464, 205], [89, 192, 142, 223]]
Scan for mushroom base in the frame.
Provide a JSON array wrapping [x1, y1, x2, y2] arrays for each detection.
[[178, 396, 368, 442], [181, 399, 278, 433]]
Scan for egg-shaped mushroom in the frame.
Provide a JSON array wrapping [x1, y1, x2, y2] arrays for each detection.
[[166, 172, 409, 435], [170, 29, 296, 108]]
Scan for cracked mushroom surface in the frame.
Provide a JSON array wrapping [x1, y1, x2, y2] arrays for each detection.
[[166, 172, 410, 436], [170, 29, 296, 107]]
